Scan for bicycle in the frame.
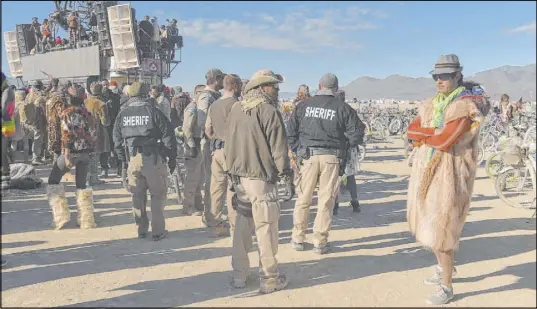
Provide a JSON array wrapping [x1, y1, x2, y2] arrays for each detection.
[[494, 143, 536, 216]]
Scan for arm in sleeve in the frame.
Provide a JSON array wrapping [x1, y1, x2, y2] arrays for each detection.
[[424, 117, 471, 152], [101, 101, 111, 127], [154, 107, 177, 160], [205, 109, 214, 139], [264, 108, 291, 177], [113, 109, 126, 163], [407, 116, 435, 141], [86, 111, 98, 147], [286, 107, 300, 153], [60, 110, 76, 151], [47, 103, 62, 154], [182, 104, 197, 147], [343, 105, 366, 148], [1, 88, 15, 122], [163, 97, 172, 121], [196, 93, 210, 135]]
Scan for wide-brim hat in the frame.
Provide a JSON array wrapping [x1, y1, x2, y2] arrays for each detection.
[[430, 54, 463, 75], [244, 69, 284, 94]]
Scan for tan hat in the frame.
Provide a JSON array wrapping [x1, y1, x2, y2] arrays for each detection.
[[430, 54, 463, 75], [244, 69, 284, 94]]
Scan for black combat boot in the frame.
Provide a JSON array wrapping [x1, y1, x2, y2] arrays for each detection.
[[351, 200, 361, 213]]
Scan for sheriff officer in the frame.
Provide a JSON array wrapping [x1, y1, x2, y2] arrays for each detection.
[[113, 82, 177, 241]]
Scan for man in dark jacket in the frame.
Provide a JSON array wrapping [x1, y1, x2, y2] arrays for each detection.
[[287, 73, 364, 254], [113, 81, 177, 241], [99, 80, 121, 177], [224, 69, 291, 294]]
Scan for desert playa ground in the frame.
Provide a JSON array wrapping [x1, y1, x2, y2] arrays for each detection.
[[1, 138, 535, 307]]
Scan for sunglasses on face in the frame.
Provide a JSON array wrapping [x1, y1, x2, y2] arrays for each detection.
[[270, 84, 280, 90], [432, 73, 455, 81]]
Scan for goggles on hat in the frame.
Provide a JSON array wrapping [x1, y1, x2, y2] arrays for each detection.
[[268, 83, 280, 90]]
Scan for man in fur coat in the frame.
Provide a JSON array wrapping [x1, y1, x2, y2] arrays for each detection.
[[406, 54, 490, 305], [85, 82, 110, 185]]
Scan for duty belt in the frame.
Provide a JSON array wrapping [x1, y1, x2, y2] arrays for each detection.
[[308, 147, 339, 157], [131, 145, 162, 164]]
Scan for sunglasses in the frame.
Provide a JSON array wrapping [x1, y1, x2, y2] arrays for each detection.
[[270, 84, 280, 90], [432, 73, 456, 81]]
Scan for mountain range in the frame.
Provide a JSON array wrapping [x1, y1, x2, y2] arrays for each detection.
[[341, 64, 536, 101]]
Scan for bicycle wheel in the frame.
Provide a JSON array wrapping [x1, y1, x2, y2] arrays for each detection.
[[485, 152, 503, 179], [481, 133, 498, 152], [524, 126, 536, 148], [495, 166, 536, 209], [388, 119, 402, 135], [371, 120, 387, 141], [477, 144, 485, 166]]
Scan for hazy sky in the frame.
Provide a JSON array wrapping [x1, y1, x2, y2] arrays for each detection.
[[2, 1, 535, 92]]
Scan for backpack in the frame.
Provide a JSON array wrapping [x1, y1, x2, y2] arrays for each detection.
[[60, 105, 96, 152]]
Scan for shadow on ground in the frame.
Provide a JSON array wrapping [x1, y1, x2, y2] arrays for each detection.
[[1, 227, 225, 291], [65, 218, 535, 307]]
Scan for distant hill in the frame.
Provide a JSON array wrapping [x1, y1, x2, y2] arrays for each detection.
[[342, 64, 537, 101]]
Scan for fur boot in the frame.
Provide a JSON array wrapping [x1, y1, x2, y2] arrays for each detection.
[[47, 184, 71, 229], [76, 188, 96, 229]]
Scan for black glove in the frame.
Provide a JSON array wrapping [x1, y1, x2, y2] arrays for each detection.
[[168, 158, 176, 175], [188, 146, 198, 158], [281, 170, 295, 201]]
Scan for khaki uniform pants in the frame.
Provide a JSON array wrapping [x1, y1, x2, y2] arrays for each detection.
[[207, 148, 236, 230], [127, 153, 168, 235], [184, 143, 203, 211], [200, 139, 212, 221], [232, 178, 280, 283], [22, 124, 44, 161], [292, 154, 341, 248]]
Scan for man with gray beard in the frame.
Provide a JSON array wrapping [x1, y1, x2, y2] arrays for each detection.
[[225, 69, 290, 293]]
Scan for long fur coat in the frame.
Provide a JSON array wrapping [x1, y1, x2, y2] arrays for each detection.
[[407, 86, 490, 252], [85, 96, 111, 153]]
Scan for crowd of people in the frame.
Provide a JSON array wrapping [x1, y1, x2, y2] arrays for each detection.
[[1, 53, 493, 305], [29, 9, 181, 64]]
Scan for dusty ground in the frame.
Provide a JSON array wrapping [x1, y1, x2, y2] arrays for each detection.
[[1, 138, 535, 307]]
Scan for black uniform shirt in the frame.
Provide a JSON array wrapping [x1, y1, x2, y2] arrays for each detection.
[[287, 90, 365, 153], [113, 97, 176, 163]]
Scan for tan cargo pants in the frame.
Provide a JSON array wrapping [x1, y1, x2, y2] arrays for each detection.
[[231, 178, 281, 283], [292, 154, 341, 248], [127, 152, 169, 236], [200, 138, 212, 223], [183, 142, 203, 213], [207, 148, 236, 231]]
